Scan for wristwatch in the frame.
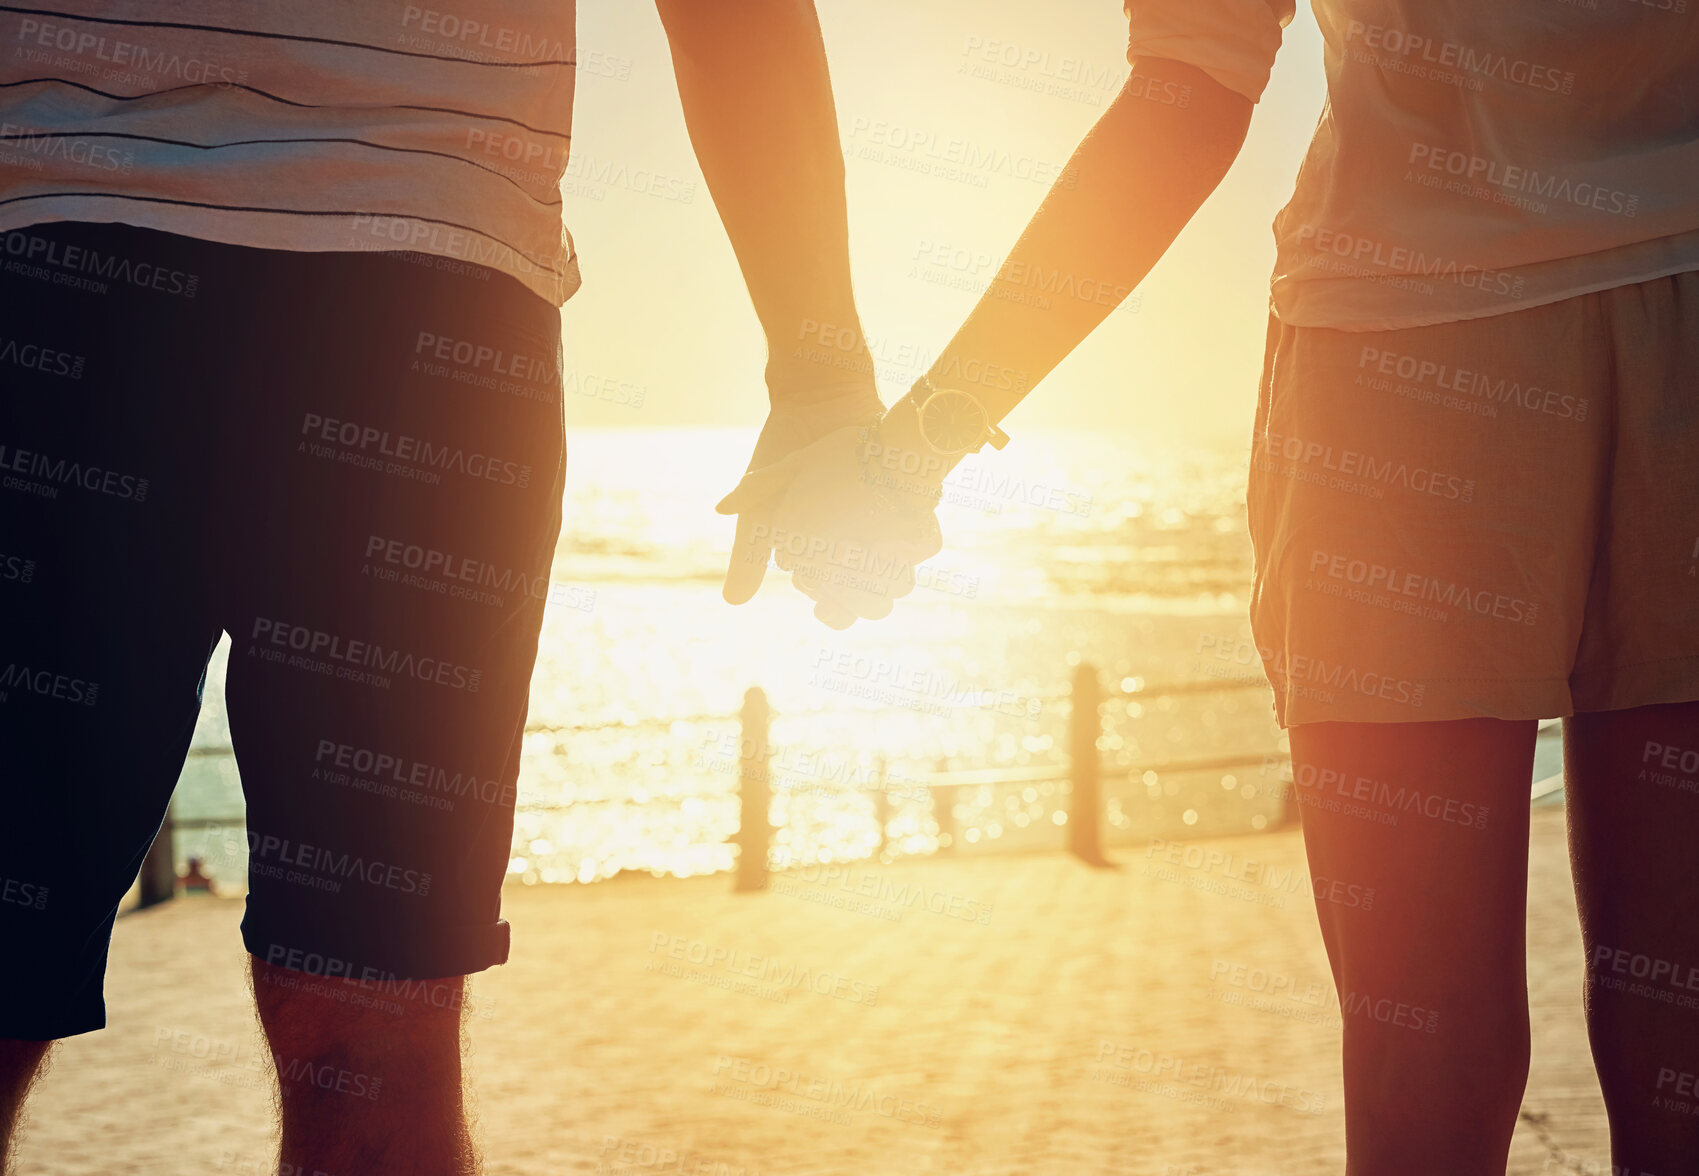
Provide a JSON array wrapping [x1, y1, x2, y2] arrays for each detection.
[[901, 375, 1010, 458]]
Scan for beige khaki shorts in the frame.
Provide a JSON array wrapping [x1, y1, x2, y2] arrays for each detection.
[[1247, 270, 1699, 727]]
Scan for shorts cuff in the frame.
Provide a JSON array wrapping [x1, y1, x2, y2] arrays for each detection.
[[1570, 655, 1699, 714], [242, 913, 511, 982], [0, 978, 106, 1040], [1271, 675, 1575, 727]]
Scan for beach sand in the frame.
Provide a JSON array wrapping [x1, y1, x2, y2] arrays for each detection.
[[10, 807, 1611, 1175]]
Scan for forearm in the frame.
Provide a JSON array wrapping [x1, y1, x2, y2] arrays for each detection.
[[656, 0, 874, 407], [926, 59, 1253, 416]]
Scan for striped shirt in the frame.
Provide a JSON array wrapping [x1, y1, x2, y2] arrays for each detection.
[[0, 2, 580, 306]]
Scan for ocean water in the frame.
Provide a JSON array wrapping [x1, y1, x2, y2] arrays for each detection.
[[171, 427, 1289, 890]]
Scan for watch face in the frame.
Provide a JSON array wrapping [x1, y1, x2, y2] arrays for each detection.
[[918, 389, 988, 456]]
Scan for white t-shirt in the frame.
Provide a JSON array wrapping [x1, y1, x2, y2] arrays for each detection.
[[0, 2, 580, 306], [1126, 0, 1699, 330]]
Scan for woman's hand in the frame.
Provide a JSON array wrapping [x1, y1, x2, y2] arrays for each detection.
[[717, 422, 943, 628]]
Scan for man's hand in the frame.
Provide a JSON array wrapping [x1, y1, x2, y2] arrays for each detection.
[[717, 421, 943, 629]]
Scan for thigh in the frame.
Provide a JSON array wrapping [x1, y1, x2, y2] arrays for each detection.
[[1290, 719, 1536, 1016], [1566, 702, 1699, 1016], [0, 222, 225, 1038], [219, 250, 566, 982]]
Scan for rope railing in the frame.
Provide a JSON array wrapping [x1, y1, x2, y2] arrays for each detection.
[[141, 662, 1289, 905]]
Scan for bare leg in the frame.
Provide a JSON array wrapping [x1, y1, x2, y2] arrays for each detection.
[[1565, 701, 1699, 1173], [250, 957, 477, 1176], [0, 1039, 52, 1175], [1290, 718, 1537, 1176]]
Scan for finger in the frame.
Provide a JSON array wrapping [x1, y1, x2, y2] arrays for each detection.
[[716, 426, 861, 516], [813, 599, 859, 630], [721, 510, 773, 605], [791, 556, 900, 622], [715, 467, 786, 516]]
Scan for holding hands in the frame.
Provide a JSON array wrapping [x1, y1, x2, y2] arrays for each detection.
[[716, 386, 949, 629]]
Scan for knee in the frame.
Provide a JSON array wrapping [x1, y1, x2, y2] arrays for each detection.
[[1342, 1008, 1529, 1126], [250, 957, 465, 1090], [251, 957, 464, 1028]]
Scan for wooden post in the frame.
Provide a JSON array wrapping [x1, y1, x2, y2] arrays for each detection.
[[734, 687, 771, 893], [932, 757, 955, 852], [1068, 662, 1105, 864], [137, 805, 176, 908], [873, 758, 890, 857]]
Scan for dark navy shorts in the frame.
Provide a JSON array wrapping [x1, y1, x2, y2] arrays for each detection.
[[0, 222, 565, 1039]]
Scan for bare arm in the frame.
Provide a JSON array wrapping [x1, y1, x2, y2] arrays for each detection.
[[883, 58, 1255, 470], [655, 0, 877, 418], [657, 0, 887, 609]]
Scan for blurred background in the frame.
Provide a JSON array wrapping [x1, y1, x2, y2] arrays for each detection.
[[163, 0, 1333, 893]]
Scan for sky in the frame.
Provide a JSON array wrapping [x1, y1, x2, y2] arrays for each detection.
[[558, 0, 1328, 453]]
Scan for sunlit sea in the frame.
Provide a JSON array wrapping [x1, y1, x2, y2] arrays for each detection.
[[172, 427, 1287, 890]]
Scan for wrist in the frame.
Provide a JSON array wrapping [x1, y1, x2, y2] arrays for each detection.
[[748, 379, 885, 470], [859, 397, 953, 504]]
